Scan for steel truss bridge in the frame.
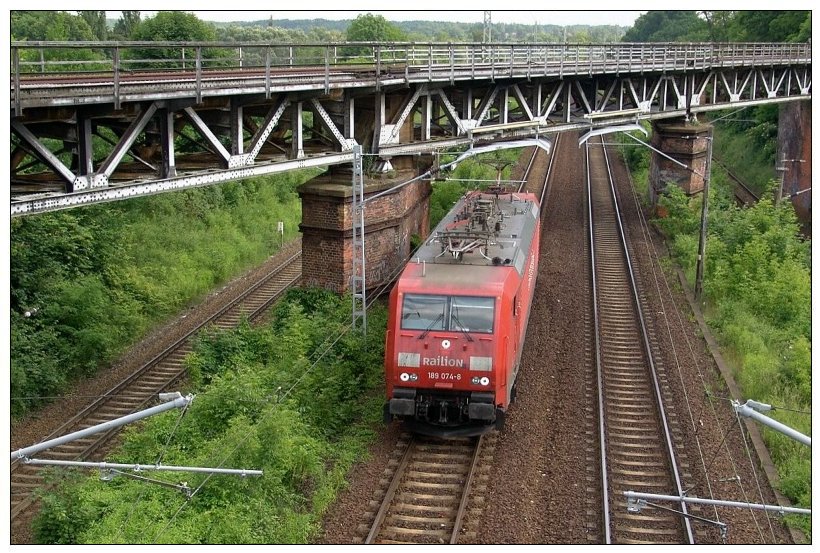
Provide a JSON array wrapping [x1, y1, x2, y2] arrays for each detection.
[[10, 41, 811, 216]]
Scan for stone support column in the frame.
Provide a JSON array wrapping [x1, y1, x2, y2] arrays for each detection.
[[777, 101, 811, 225], [649, 118, 712, 207]]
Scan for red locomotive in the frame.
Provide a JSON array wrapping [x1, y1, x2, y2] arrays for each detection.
[[384, 188, 540, 437]]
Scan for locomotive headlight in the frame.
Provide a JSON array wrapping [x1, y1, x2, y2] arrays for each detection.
[[480, 376, 490, 386], [400, 372, 410, 382], [471, 376, 480, 384], [409, 373, 418, 381]]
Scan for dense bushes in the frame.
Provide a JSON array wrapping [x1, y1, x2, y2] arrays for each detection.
[[34, 289, 387, 544], [11, 171, 318, 417]]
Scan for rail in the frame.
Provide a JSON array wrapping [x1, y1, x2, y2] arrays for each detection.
[[10, 249, 302, 528], [586, 137, 693, 543], [365, 436, 482, 544]]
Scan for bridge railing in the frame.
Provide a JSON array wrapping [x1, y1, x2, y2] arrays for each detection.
[[11, 40, 810, 107]]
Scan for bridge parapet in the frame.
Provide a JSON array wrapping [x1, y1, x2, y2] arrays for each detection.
[[11, 41, 811, 112]]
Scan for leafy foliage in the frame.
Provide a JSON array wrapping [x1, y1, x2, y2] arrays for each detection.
[[622, 11, 708, 42], [622, 10, 810, 43], [728, 11, 811, 42], [10, 171, 317, 417], [12, 10, 96, 41], [34, 290, 387, 544], [78, 11, 107, 40], [129, 12, 225, 69], [346, 13, 407, 43], [11, 11, 107, 72], [112, 11, 141, 40]]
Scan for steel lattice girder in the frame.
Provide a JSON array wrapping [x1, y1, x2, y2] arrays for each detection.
[[10, 49, 811, 216]]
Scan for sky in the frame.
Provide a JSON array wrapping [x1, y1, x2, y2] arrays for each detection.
[[105, 9, 646, 28]]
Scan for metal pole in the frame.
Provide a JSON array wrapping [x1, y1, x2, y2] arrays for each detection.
[[11, 393, 193, 460], [195, 46, 202, 104], [13, 46, 21, 116], [625, 491, 811, 515], [113, 46, 121, 110], [694, 135, 713, 300], [733, 400, 811, 446], [351, 144, 367, 334], [23, 458, 262, 476]]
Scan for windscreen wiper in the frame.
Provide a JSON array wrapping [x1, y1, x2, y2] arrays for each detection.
[[450, 309, 475, 342], [418, 312, 445, 340]]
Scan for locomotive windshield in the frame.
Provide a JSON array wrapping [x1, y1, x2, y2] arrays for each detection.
[[401, 294, 494, 334]]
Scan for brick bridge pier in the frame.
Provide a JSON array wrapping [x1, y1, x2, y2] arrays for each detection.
[[298, 154, 434, 293]]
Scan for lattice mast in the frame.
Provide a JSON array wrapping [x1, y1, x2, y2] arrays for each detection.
[[351, 145, 367, 333], [483, 11, 492, 43]]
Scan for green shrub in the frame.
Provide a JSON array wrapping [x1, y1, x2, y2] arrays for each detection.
[[34, 289, 388, 544]]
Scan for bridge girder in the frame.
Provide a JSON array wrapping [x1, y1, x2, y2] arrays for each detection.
[[10, 42, 811, 216]]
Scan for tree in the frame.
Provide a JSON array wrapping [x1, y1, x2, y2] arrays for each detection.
[[78, 10, 107, 40], [700, 11, 734, 42], [132, 11, 216, 42], [728, 11, 810, 42], [622, 11, 708, 42], [113, 10, 141, 40], [12, 10, 96, 41], [11, 11, 105, 72], [345, 13, 406, 42], [131, 11, 221, 68]]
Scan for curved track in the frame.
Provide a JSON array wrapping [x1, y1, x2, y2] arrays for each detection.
[[11, 249, 302, 523], [585, 137, 693, 544], [519, 133, 560, 203]]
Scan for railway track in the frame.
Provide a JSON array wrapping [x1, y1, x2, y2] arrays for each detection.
[[712, 155, 760, 206], [10, 248, 303, 527], [519, 133, 559, 202], [585, 137, 694, 544], [363, 435, 489, 544]]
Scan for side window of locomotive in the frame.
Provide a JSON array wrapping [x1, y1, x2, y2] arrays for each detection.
[[401, 294, 447, 331], [450, 296, 495, 334]]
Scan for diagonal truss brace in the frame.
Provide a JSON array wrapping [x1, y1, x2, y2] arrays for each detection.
[[474, 85, 501, 125], [93, 102, 160, 187], [184, 106, 232, 166], [310, 98, 356, 150], [11, 119, 78, 188], [246, 96, 290, 162], [381, 86, 425, 146], [509, 84, 534, 120], [431, 88, 466, 135]]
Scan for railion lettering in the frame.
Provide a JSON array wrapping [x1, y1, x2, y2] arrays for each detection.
[[422, 356, 465, 368]]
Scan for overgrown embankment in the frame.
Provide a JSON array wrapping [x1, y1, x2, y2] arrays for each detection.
[[11, 171, 318, 417], [621, 122, 811, 538]]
